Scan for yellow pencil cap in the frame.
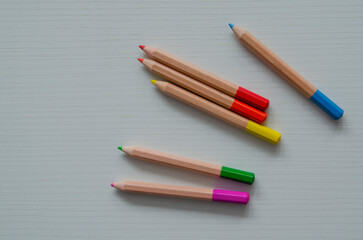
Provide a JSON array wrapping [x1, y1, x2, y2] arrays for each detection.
[[245, 121, 281, 144]]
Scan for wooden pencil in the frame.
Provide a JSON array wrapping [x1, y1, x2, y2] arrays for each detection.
[[229, 23, 344, 120], [118, 145, 255, 184], [139, 58, 266, 124], [150, 80, 281, 144], [111, 180, 249, 204], [140, 45, 269, 111]]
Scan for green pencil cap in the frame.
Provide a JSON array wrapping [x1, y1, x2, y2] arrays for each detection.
[[220, 166, 255, 185]]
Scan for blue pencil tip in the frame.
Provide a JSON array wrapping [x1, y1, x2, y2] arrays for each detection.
[[228, 23, 234, 30]]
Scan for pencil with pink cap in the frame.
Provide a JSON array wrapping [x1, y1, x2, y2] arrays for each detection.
[[111, 180, 249, 204]]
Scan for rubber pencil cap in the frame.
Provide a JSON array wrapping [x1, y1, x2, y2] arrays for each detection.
[[220, 166, 255, 184], [212, 189, 249, 204], [245, 121, 281, 144], [309, 89, 344, 120], [235, 86, 269, 111], [230, 99, 267, 124]]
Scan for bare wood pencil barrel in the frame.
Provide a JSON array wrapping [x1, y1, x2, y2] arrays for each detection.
[[122, 146, 221, 175], [114, 180, 213, 200]]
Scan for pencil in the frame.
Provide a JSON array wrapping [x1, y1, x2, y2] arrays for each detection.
[[229, 23, 344, 120], [118, 146, 255, 184], [150, 80, 281, 144], [139, 58, 267, 124], [111, 180, 249, 204], [140, 45, 269, 111]]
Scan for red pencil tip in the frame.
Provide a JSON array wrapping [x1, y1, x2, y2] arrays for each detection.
[[138, 58, 144, 63], [139, 45, 145, 50], [111, 183, 114, 187]]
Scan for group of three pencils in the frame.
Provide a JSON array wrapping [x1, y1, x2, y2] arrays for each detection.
[[112, 24, 343, 204], [138, 45, 281, 144]]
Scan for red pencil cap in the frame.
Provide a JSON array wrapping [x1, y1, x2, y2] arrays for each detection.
[[230, 99, 267, 124], [235, 86, 269, 111]]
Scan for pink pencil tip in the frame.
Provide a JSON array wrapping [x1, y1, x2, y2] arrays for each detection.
[[111, 183, 114, 187], [138, 58, 144, 63], [139, 45, 145, 50]]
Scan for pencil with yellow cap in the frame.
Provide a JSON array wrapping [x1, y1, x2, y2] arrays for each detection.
[[150, 80, 281, 144]]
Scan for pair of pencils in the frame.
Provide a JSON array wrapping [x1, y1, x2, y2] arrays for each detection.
[[139, 58, 266, 124], [139, 48, 281, 144], [229, 23, 344, 120], [112, 146, 252, 204]]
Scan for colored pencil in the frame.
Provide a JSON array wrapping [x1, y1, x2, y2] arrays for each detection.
[[140, 45, 269, 111], [150, 80, 281, 144], [229, 23, 344, 120], [118, 146, 255, 184], [111, 180, 249, 204], [139, 58, 266, 124]]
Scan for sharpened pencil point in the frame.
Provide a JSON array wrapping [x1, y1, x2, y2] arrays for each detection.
[[228, 23, 234, 30], [138, 58, 144, 63], [118, 146, 122, 151], [151, 80, 157, 85], [111, 183, 114, 187], [139, 45, 145, 50]]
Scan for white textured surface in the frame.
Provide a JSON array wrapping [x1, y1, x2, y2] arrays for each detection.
[[1, 0, 363, 239]]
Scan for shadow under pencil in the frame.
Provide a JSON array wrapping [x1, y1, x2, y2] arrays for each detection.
[[114, 189, 252, 217]]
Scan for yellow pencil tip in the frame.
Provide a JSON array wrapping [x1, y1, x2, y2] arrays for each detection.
[[150, 80, 157, 85]]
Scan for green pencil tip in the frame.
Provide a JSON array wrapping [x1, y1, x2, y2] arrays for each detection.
[[118, 146, 122, 151]]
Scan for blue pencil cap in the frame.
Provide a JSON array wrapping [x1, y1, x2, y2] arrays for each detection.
[[309, 89, 344, 120]]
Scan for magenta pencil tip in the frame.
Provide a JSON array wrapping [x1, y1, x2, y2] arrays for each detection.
[[138, 58, 144, 63], [139, 45, 145, 50], [111, 183, 114, 187]]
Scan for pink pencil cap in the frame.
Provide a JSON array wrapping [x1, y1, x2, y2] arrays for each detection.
[[212, 189, 249, 204]]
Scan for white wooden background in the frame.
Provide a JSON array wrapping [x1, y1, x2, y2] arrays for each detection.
[[1, 0, 363, 239]]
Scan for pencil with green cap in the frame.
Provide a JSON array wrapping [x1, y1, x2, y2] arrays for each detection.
[[118, 145, 255, 184]]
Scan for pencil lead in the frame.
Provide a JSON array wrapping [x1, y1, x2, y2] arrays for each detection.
[[138, 58, 144, 63], [111, 183, 114, 187], [118, 146, 122, 151], [228, 23, 234, 30], [150, 80, 157, 85], [139, 45, 145, 50]]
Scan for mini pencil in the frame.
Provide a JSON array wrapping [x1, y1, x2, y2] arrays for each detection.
[[139, 58, 266, 124], [118, 146, 255, 184], [140, 45, 269, 111], [229, 23, 344, 120], [150, 80, 281, 144], [111, 180, 249, 204]]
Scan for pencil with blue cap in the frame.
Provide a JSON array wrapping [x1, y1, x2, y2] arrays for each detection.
[[229, 23, 344, 120]]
